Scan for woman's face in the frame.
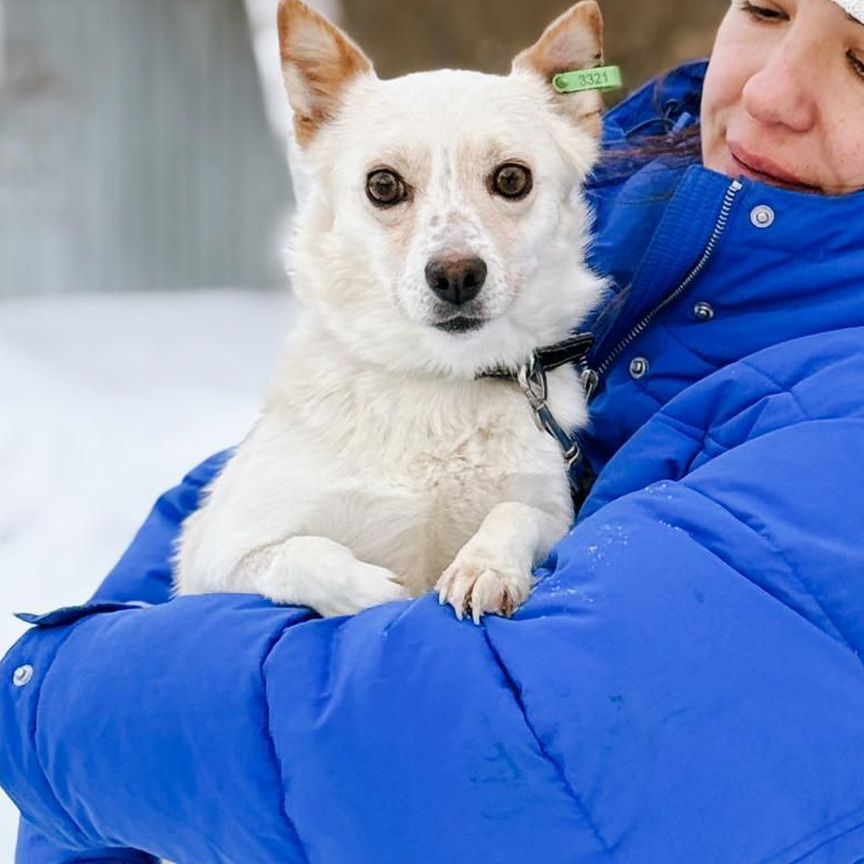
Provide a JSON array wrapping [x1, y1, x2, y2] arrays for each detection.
[[701, 0, 864, 194]]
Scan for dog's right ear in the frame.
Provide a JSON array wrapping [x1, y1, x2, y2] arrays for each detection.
[[512, 1, 605, 138], [278, 0, 374, 148]]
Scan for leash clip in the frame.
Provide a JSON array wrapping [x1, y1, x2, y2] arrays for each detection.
[[497, 339, 594, 503], [516, 354, 549, 433]]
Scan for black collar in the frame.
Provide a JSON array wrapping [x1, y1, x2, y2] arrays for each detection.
[[477, 332, 594, 382]]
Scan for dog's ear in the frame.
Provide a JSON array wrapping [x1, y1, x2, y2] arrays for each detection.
[[512, 1, 605, 138], [278, 0, 374, 147]]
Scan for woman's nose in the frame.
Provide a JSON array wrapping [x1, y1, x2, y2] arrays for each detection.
[[741, 38, 818, 132]]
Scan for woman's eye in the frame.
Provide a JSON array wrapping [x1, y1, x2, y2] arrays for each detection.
[[366, 170, 408, 207], [740, 1, 786, 21], [490, 163, 533, 201], [848, 51, 864, 81]]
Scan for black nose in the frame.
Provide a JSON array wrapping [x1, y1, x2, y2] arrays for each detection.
[[425, 257, 487, 306]]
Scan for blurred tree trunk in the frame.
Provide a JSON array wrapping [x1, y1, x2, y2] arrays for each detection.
[[342, 0, 729, 96]]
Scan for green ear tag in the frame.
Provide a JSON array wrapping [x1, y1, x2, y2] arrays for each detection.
[[553, 66, 623, 94]]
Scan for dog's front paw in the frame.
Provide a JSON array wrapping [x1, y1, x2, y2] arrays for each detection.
[[435, 552, 532, 624], [309, 559, 412, 618], [265, 537, 411, 618]]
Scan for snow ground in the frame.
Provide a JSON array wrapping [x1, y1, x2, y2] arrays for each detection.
[[0, 288, 293, 860]]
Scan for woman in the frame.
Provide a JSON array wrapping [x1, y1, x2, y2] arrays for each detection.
[[3, 0, 863, 861]]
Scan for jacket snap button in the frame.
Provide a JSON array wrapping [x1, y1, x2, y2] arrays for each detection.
[[12, 665, 33, 687], [629, 357, 649, 379], [750, 205, 775, 228], [693, 301, 715, 321]]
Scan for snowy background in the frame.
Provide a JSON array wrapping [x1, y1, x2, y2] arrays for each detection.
[[0, 288, 295, 857], [0, 0, 306, 851]]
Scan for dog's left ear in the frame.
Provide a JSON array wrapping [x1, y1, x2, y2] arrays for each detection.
[[512, 1, 605, 138]]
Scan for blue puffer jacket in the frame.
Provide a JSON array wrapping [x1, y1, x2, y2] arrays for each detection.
[[3, 62, 864, 864]]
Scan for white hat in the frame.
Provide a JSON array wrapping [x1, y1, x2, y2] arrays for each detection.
[[834, 0, 864, 21]]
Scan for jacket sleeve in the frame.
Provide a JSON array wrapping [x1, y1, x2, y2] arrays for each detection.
[[2, 331, 863, 864], [15, 819, 157, 864], [2, 452, 232, 864]]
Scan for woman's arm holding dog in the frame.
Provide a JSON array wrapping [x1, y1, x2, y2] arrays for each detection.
[[14, 820, 157, 864], [2, 331, 864, 864]]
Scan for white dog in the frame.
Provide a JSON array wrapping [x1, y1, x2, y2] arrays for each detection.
[[175, 0, 607, 622]]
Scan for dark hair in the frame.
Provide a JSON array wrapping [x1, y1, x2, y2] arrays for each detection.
[[592, 70, 705, 186], [589, 125, 702, 196], [605, 124, 701, 166]]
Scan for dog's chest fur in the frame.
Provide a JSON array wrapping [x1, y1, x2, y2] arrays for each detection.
[[190, 338, 580, 597]]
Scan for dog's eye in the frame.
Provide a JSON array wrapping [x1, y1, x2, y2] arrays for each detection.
[[366, 169, 408, 207], [490, 163, 533, 201]]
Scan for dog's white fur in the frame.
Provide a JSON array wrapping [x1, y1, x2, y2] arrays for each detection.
[[174, 0, 607, 622]]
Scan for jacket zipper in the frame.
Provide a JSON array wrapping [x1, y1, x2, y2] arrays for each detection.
[[585, 178, 744, 397]]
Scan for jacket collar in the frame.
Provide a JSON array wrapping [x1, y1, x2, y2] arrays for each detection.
[[584, 61, 864, 364]]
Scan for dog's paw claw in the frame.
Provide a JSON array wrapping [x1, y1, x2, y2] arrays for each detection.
[[435, 559, 530, 624]]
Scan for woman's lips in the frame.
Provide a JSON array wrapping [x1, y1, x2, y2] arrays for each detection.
[[728, 142, 821, 192]]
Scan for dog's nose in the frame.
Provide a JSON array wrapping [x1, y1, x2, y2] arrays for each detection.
[[425, 257, 487, 306]]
